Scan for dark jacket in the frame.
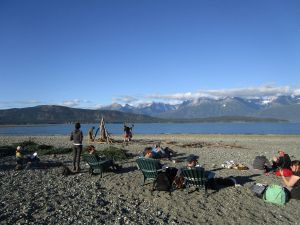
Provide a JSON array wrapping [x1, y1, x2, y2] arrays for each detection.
[[277, 154, 291, 169], [70, 129, 83, 144], [290, 172, 300, 200]]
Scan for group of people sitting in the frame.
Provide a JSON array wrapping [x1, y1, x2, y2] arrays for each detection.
[[141, 147, 300, 200], [142, 146, 239, 190], [250, 150, 300, 200]]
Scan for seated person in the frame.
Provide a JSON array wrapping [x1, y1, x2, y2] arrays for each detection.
[[186, 154, 200, 168], [88, 127, 95, 142], [272, 150, 291, 170], [15, 146, 39, 170], [86, 145, 120, 169], [249, 155, 272, 174], [174, 154, 239, 189], [176, 154, 206, 176], [86, 145, 101, 160], [16, 146, 25, 169], [280, 160, 300, 200]]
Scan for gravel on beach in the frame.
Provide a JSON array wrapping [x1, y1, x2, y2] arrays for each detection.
[[0, 134, 300, 225]]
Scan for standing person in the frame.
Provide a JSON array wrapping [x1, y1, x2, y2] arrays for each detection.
[[88, 126, 95, 142], [129, 124, 134, 141], [123, 124, 133, 142], [70, 122, 83, 172]]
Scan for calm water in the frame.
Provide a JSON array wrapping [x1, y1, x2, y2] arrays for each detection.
[[0, 123, 300, 136]]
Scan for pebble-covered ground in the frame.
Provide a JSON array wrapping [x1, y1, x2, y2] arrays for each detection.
[[0, 134, 300, 225]]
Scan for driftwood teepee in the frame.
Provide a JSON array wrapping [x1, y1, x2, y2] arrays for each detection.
[[95, 117, 113, 144]]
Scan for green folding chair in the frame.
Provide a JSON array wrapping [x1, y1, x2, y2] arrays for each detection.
[[136, 157, 163, 187], [83, 154, 114, 178], [181, 167, 207, 194]]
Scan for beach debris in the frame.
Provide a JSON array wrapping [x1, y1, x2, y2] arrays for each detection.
[[221, 161, 249, 170], [221, 160, 236, 169], [94, 117, 113, 144]]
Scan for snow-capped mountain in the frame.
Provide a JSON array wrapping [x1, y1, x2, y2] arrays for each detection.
[[100, 95, 300, 121]]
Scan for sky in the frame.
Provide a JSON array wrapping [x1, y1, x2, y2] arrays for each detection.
[[0, 0, 300, 109]]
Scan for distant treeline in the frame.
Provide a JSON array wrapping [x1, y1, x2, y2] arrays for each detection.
[[0, 105, 287, 125]]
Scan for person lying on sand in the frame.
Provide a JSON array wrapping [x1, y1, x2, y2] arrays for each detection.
[[144, 147, 164, 169], [151, 144, 175, 160], [248, 155, 273, 175], [280, 160, 300, 200]]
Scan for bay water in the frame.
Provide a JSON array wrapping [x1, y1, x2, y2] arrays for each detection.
[[0, 122, 300, 136]]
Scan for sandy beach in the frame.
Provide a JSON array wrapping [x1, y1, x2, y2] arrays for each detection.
[[1, 134, 300, 225]]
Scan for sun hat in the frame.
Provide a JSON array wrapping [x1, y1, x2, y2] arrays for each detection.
[[186, 154, 199, 162]]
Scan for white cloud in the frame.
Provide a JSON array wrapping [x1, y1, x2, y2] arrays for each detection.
[[204, 85, 293, 98], [1, 85, 300, 109], [294, 88, 300, 95], [112, 96, 139, 104], [144, 85, 300, 103], [60, 99, 81, 107]]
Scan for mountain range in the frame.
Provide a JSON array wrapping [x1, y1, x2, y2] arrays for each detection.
[[0, 95, 298, 125], [100, 95, 300, 122], [0, 105, 162, 125]]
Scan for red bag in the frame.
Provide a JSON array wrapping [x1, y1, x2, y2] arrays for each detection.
[[275, 168, 293, 177]]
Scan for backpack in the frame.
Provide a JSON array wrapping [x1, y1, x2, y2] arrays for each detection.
[[154, 172, 172, 192], [263, 184, 288, 205], [173, 176, 185, 189], [250, 183, 268, 198], [61, 165, 73, 176]]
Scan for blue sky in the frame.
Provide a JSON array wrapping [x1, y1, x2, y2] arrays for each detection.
[[0, 0, 300, 109]]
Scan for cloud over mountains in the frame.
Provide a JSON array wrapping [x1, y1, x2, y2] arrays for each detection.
[[115, 85, 300, 105], [1, 85, 300, 109]]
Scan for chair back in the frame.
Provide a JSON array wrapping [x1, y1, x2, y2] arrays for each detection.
[[83, 154, 99, 166], [136, 157, 161, 180], [182, 167, 206, 188]]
